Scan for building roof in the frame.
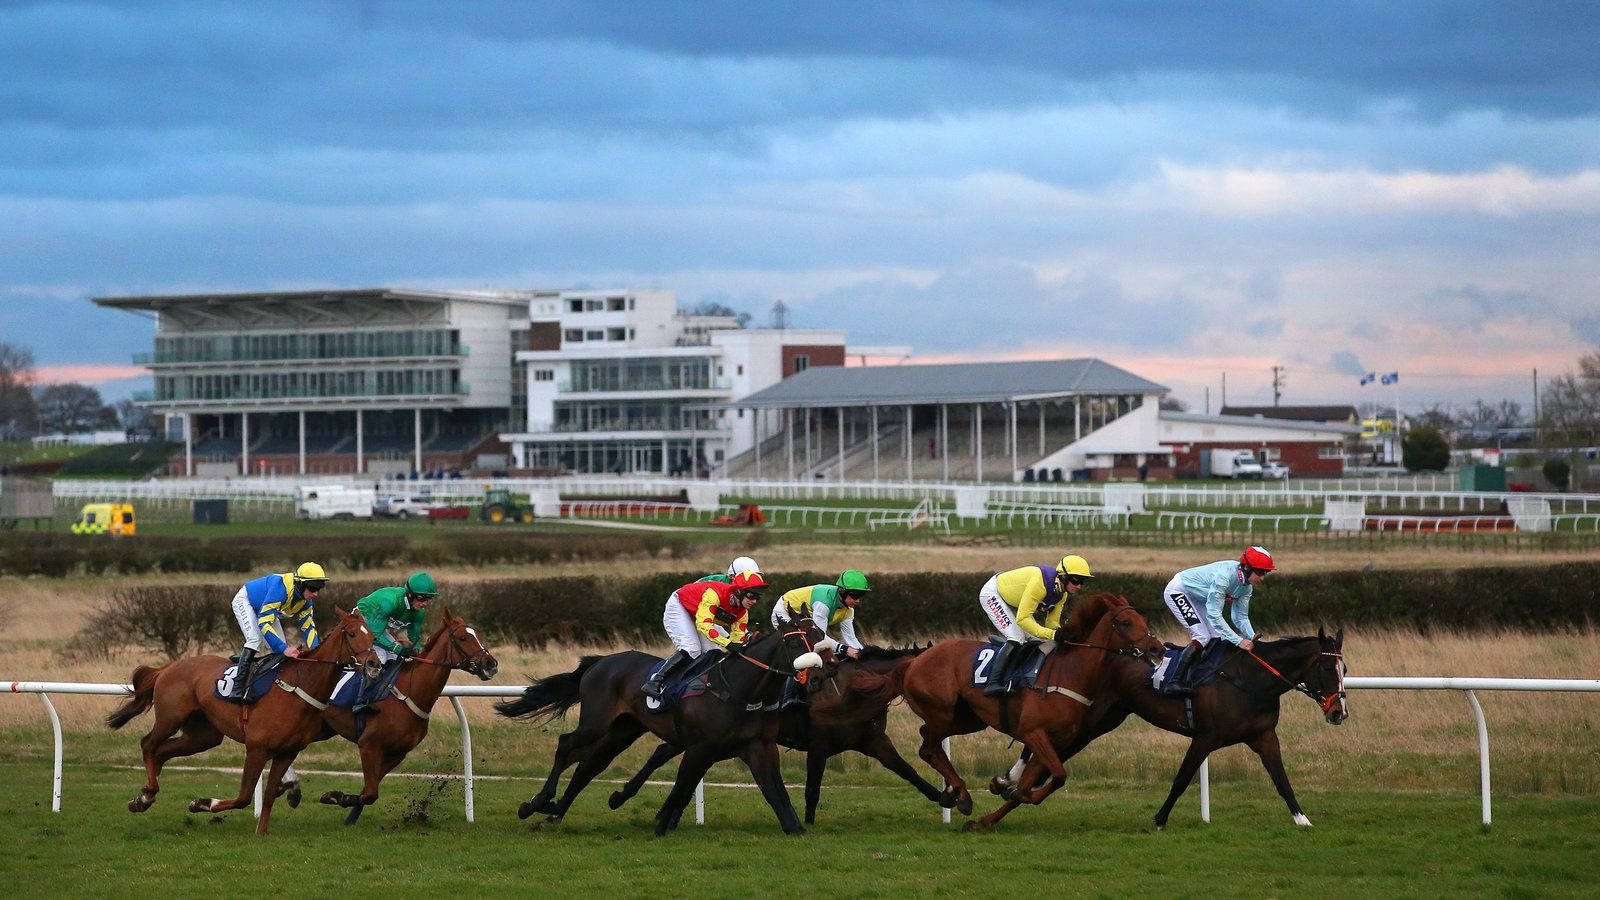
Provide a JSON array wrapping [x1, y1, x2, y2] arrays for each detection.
[[1161, 411, 1362, 435], [92, 287, 530, 310], [1218, 404, 1359, 423], [730, 358, 1168, 409]]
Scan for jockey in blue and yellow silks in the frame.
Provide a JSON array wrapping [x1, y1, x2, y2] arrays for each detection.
[[225, 562, 328, 703]]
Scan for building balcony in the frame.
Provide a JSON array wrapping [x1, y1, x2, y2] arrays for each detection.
[[520, 419, 725, 435], [132, 346, 469, 366], [555, 378, 733, 395], [137, 384, 471, 409]]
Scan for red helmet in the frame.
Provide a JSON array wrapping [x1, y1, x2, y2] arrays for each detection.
[[731, 571, 768, 592], [1240, 546, 1275, 572]]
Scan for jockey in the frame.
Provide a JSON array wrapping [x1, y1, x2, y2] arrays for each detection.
[[1161, 546, 1274, 693], [643, 570, 768, 699], [771, 569, 871, 660], [695, 555, 761, 584], [351, 572, 436, 714], [978, 555, 1092, 695], [224, 562, 327, 703]]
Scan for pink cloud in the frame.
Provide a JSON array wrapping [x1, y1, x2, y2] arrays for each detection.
[[32, 364, 149, 385]]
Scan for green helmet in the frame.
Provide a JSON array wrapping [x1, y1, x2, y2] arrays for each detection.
[[405, 572, 438, 598], [836, 569, 871, 593]]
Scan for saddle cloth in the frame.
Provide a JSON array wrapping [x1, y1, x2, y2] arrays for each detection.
[[1150, 640, 1230, 693], [642, 651, 722, 711], [213, 652, 287, 704], [971, 638, 1045, 692]]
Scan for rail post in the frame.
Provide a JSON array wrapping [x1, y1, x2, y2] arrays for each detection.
[[451, 696, 475, 823], [39, 693, 62, 812], [1465, 689, 1491, 826], [1198, 758, 1210, 822]]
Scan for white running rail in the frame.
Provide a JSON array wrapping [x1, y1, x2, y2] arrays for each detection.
[[9, 676, 1600, 827]]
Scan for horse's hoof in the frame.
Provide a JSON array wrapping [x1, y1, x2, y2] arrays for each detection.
[[988, 777, 1011, 797], [937, 788, 957, 809], [517, 800, 538, 820], [1292, 813, 1313, 828], [128, 798, 147, 813], [962, 820, 984, 833], [607, 791, 628, 810], [785, 825, 806, 836], [320, 791, 342, 806], [544, 813, 563, 825], [956, 793, 974, 816], [284, 783, 302, 809], [188, 798, 212, 814]]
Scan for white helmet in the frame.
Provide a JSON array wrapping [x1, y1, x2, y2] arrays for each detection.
[[727, 556, 761, 577]]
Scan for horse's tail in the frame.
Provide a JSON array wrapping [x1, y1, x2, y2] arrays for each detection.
[[494, 655, 602, 722], [105, 664, 164, 729], [842, 655, 911, 709]]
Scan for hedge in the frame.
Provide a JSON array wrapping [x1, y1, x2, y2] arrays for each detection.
[[0, 532, 688, 578], [76, 564, 1600, 658]]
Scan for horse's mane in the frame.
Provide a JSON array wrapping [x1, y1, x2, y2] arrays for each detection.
[[855, 643, 930, 662], [418, 613, 456, 655], [1061, 593, 1129, 642]]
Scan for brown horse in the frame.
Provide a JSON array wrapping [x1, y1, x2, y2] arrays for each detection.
[[106, 607, 380, 834], [981, 629, 1348, 830], [603, 644, 940, 824], [311, 610, 499, 824], [886, 593, 1164, 818]]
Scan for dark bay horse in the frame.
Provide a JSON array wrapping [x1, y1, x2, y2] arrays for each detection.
[[888, 594, 1164, 817], [604, 644, 941, 824], [495, 623, 831, 835], [982, 629, 1348, 830], [105, 607, 380, 834], [312, 610, 499, 824]]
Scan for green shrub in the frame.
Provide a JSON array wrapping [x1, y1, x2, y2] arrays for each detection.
[[1543, 457, 1571, 491], [1402, 426, 1451, 472]]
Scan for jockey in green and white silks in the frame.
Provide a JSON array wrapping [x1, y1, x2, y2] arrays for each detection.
[[350, 572, 436, 714], [770, 569, 871, 660]]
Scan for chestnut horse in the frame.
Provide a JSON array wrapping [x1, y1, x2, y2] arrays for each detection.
[[887, 593, 1164, 818], [312, 610, 499, 824], [496, 622, 832, 836], [981, 628, 1348, 830], [106, 607, 380, 834], [603, 644, 941, 824]]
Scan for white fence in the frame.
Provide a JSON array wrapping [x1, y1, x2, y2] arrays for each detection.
[[9, 676, 1598, 827]]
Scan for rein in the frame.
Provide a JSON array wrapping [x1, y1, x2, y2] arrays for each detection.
[[1245, 646, 1347, 714], [726, 628, 814, 681]]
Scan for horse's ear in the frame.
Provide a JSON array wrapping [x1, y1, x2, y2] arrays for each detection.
[[442, 606, 453, 621], [334, 606, 348, 618], [1318, 625, 1326, 641], [1335, 627, 1344, 645]]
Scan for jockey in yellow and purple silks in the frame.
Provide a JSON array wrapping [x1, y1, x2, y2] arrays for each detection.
[[771, 570, 871, 660], [977, 555, 1093, 695]]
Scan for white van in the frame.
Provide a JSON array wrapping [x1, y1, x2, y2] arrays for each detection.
[[296, 484, 377, 520]]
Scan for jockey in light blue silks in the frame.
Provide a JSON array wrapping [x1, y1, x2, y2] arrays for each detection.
[[1160, 546, 1274, 693]]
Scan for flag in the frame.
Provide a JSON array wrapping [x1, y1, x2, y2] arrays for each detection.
[[1359, 372, 1376, 386], [1380, 372, 1399, 385]]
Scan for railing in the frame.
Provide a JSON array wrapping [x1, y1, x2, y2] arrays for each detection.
[[1155, 511, 1330, 532], [8, 677, 1598, 827], [556, 378, 733, 393], [133, 346, 468, 365]]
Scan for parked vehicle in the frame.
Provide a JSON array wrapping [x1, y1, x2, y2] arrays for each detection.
[[1207, 449, 1264, 479], [1261, 461, 1291, 480], [375, 493, 434, 518], [480, 486, 534, 523], [296, 485, 376, 520], [71, 502, 136, 535]]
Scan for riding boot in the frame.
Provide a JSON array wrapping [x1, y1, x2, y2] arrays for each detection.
[[984, 640, 1022, 696], [1165, 641, 1203, 696], [643, 650, 691, 699], [225, 647, 256, 703], [353, 659, 400, 715]]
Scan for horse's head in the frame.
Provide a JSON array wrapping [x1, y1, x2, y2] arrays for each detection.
[[1062, 592, 1121, 642], [332, 607, 382, 678], [436, 609, 499, 681], [776, 618, 832, 674], [1102, 602, 1166, 666], [1304, 627, 1348, 725]]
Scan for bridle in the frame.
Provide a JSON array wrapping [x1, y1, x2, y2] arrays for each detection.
[[1246, 646, 1347, 715], [408, 623, 494, 677], [727, 627, 818, 682], [1056, 612, 1162, 662]]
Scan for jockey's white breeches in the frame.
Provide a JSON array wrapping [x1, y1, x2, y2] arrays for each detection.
[[979, 575, 1030, 643], [663, 592, 717, 657], [1162, 575, 1215, 643], [232, 587, 263, 651]]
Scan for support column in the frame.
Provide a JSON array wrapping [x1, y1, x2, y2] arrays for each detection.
[[414, 408, 423, 473], [871, 406, 879, 481], [905, 405, 913, 481], [1010, 401, 1018, 479], [241, 412, 250, 476], [184, 413, 193, 477], [661, 437, 669, 475], [940, 404, 949, 482], [786, 409, 795, 480], [803, 408, 812, 474], [1038, 402, 1045, 457], [755, 409, 763, 480], [975, 402, 984, 483], [355, 409, 364, 474], [298, 410, 306, 475], [837, 407, 845, 482], [1074, 398, 1081, 441]]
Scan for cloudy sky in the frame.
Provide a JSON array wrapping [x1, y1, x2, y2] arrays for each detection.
[[3, 1, 1597, 412]]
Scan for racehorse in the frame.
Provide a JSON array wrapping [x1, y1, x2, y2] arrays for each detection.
[[311, 610, 499, 824], [495, 623, 833, 835], [105, 607, 380, 834], [979, 628, 1348, 830], [883, 593, 1164, 818], [603, 644, 941, 824]]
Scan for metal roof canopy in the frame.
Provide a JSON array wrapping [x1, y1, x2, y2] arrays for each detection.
[[719, 358, 1169, 409], [92, 287, 530, 310], [1160, 411, 1362, 435]]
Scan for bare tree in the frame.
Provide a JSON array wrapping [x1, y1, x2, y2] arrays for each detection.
[[1158, 397, 1188, 412], [0, 342, 38, 440], [35, 382, 107, 435], [1540, 352, 1600, 489], [116, 399, 157, 440], [1413, 403, 1455, 430]]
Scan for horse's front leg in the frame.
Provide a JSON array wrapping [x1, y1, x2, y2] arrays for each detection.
[[1153, 739, 1214, 830], [740, 738, 804, 835], [916, 722, 971, 816], [1247, 729, 1311, 827], [190, 745, 270, 816], [611, 742, 680, 810]]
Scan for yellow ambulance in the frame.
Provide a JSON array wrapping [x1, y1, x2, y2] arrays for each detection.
[[71, 503, 137, 536]]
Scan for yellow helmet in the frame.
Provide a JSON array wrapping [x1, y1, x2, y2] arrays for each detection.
[[294, 562, 328, 588], [1058, 555, 1093, 579]]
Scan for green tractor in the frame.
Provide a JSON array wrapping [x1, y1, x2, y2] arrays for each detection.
[[480, 486, 534, 524]]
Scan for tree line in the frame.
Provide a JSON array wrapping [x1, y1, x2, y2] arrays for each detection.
[[0, 341, 155, 442]]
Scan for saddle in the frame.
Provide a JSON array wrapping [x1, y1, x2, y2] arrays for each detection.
[[214, 652, 287, 704], [642, 651, 723, 712], [1151, 640, 1230, 695], [971, 638, 1046, 693]]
